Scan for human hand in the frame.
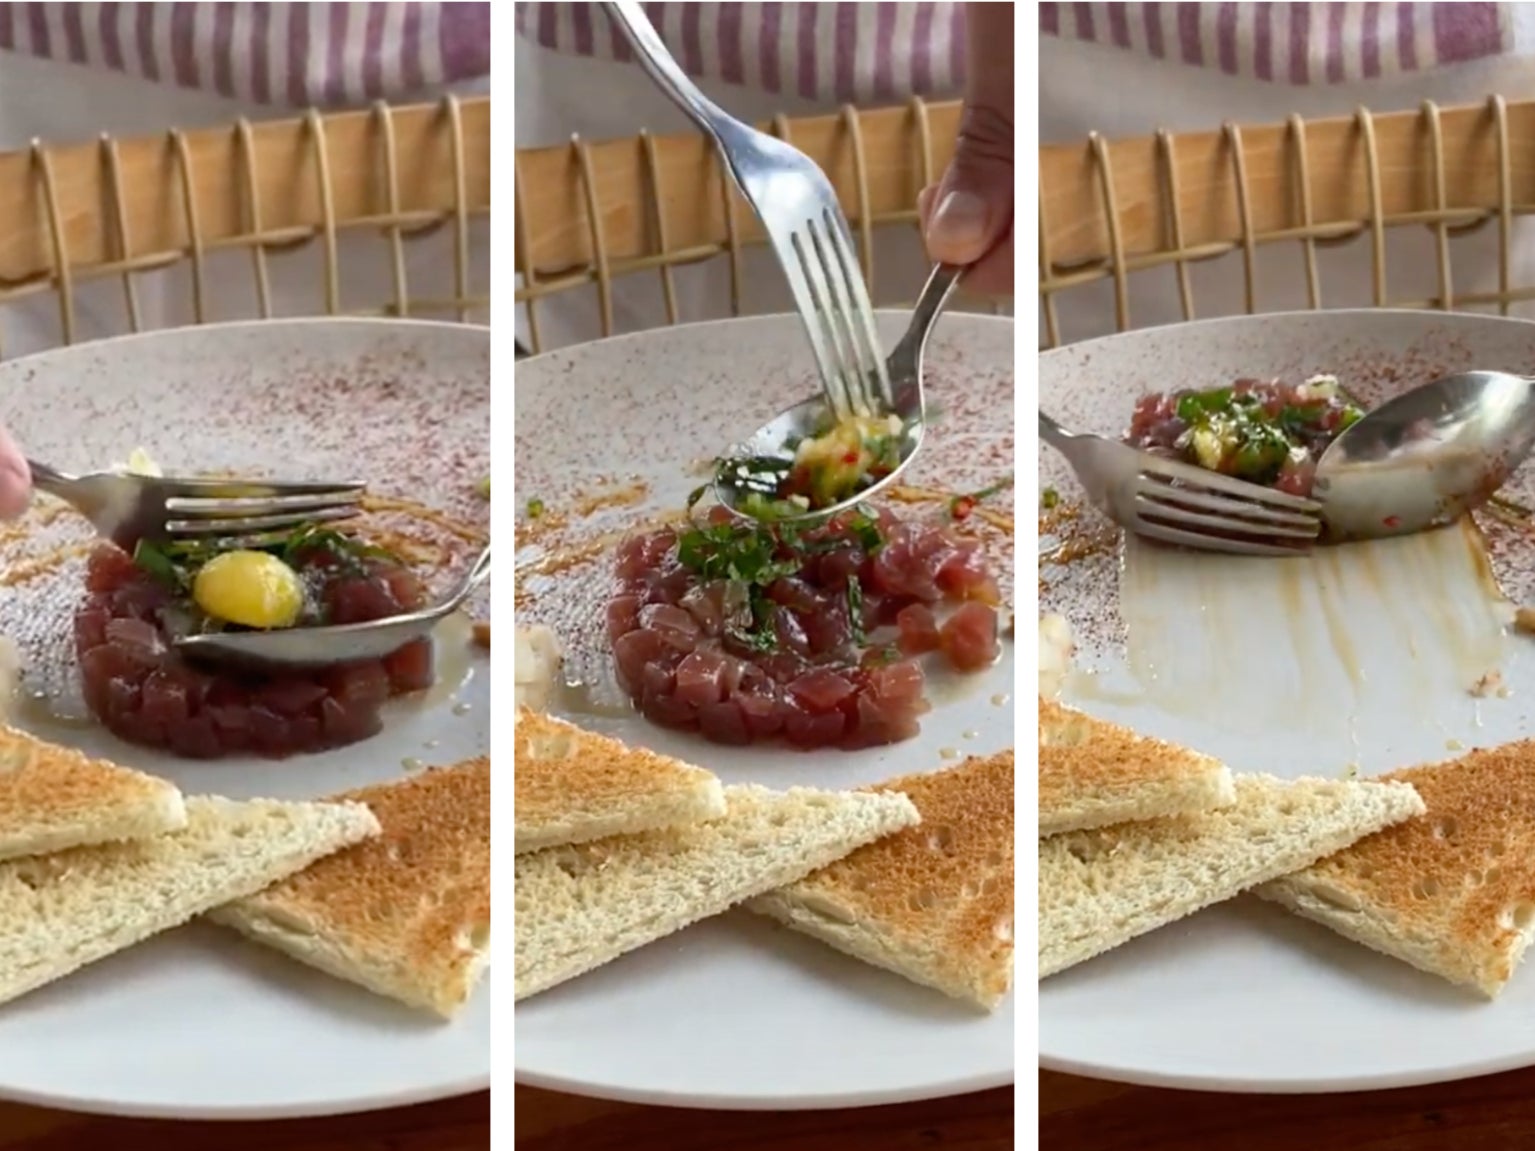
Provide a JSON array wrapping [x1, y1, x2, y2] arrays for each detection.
[[918, 2, 1013, 297], [0, 427, 31, 519]]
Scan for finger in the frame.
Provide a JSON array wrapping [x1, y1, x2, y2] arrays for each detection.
[[960, 228, 1014, 299], [922, 103, 1013, 269], [917, 183, 937, 233], [0, 428, 30, 521]]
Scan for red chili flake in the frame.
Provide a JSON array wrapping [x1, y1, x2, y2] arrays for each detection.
[[1383, 515, 1401, 529], [951, 496, 976, 521], [842, 450, 860, 466]]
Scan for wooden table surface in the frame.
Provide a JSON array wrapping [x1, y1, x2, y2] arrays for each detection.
[[0, 1092, 488, 1150], [1043, 1069, 1535, 1148], [516, 1085, 1013, 1149]]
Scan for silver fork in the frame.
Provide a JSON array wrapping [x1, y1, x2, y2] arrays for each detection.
[[606, 0, 891, 421], [27, 460, 366, 552], [1039, 414, 1323, 557]]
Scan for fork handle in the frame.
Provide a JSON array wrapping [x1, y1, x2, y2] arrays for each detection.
[[1039, 412, 1074, 450], [605, 4, 736, 146], [24, 458, 75, 497]]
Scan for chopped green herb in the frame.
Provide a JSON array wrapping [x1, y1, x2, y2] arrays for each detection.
[[525, 497, 545, 519], [149, 522, 396, 582], [280, 524, 398, 569], [674, 506, 890, 656], [726, 585, 781, 653], [844, 508, 885, 554], [846, 576, 866, 646], [1041, 487, 1060, 510], [475, 476, 490, 499], [133, 539, 187, 589], [676, 521, 798, 586], [1175, 387, 1234, 424]]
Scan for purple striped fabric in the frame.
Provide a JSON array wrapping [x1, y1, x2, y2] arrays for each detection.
[[514, 1, 968, 103], [0, 3, 491, 106], [1040, 2, 1511, 83]]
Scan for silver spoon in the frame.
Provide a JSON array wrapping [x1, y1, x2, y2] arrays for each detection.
[[175, 545, 491, 672], [713, 263, 962, 523], [1314, 371, 1535, 540]]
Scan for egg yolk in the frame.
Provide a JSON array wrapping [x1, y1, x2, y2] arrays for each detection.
[[192, 551, 305, 629]]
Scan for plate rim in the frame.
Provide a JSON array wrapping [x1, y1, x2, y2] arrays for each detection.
[[0, 1071, 491, 1122], [513, 1066, 1013, 1111]]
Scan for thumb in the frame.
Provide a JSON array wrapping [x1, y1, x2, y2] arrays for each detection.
[[920, 104, 1013, 268], [0, 426, 30, 520]]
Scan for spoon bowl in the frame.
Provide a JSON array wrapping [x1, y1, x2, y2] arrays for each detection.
[[1314, 371, 1535, 540], [713, 263, 962, 523], [176, 544, 491, 672]]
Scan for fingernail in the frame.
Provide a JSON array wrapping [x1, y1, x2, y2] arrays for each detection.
[[931, 189, 989, 244]]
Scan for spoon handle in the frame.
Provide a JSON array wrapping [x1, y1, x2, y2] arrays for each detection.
[[886, 264, 964, 413], [889, 264, 963, 365], [446, 545, 491, 611]]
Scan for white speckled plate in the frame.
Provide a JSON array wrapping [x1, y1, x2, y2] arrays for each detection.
[[1040, 310, 1535, 1093], [0, 320, 488, 1118], [514, 314, 1016, 1109]]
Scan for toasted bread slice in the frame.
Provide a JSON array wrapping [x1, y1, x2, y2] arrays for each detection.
[[1040, 774, 1425, 978], [747, 751, 1014, 1010], [514, 708, 725, 853], [0, 724, 185, 860], [1256, 742, 1535, 997], [0, 795, 378, 1007], [515, 784, 921, 1001], [211, 758, 490, 1018], [1039, 698, 1235, 836]]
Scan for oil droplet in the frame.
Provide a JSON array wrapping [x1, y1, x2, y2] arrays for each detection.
[[424, 739, 440, 750], [1446, 738, 1465, 751], [989, 693, 1010, 708], [402, 756, 426, 772], [938, 746, 960, 760], [962, 729, 979, 740], [452, 701, 472, 716]]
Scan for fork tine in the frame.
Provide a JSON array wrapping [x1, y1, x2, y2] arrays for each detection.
[[805, 217, 874, 417], [1134, 477, 1321, 531], [167, 505, 360, 537], [1138, 456, 1323, 513], [782, 235, 852, 421], [1135, 495, 1320, 540], [821, 209, 891, 411], [165, 490, 367, 517], [1132, 519, 1309, 558], [790, 229, 859, 421], [154, 477, 368, 498]]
